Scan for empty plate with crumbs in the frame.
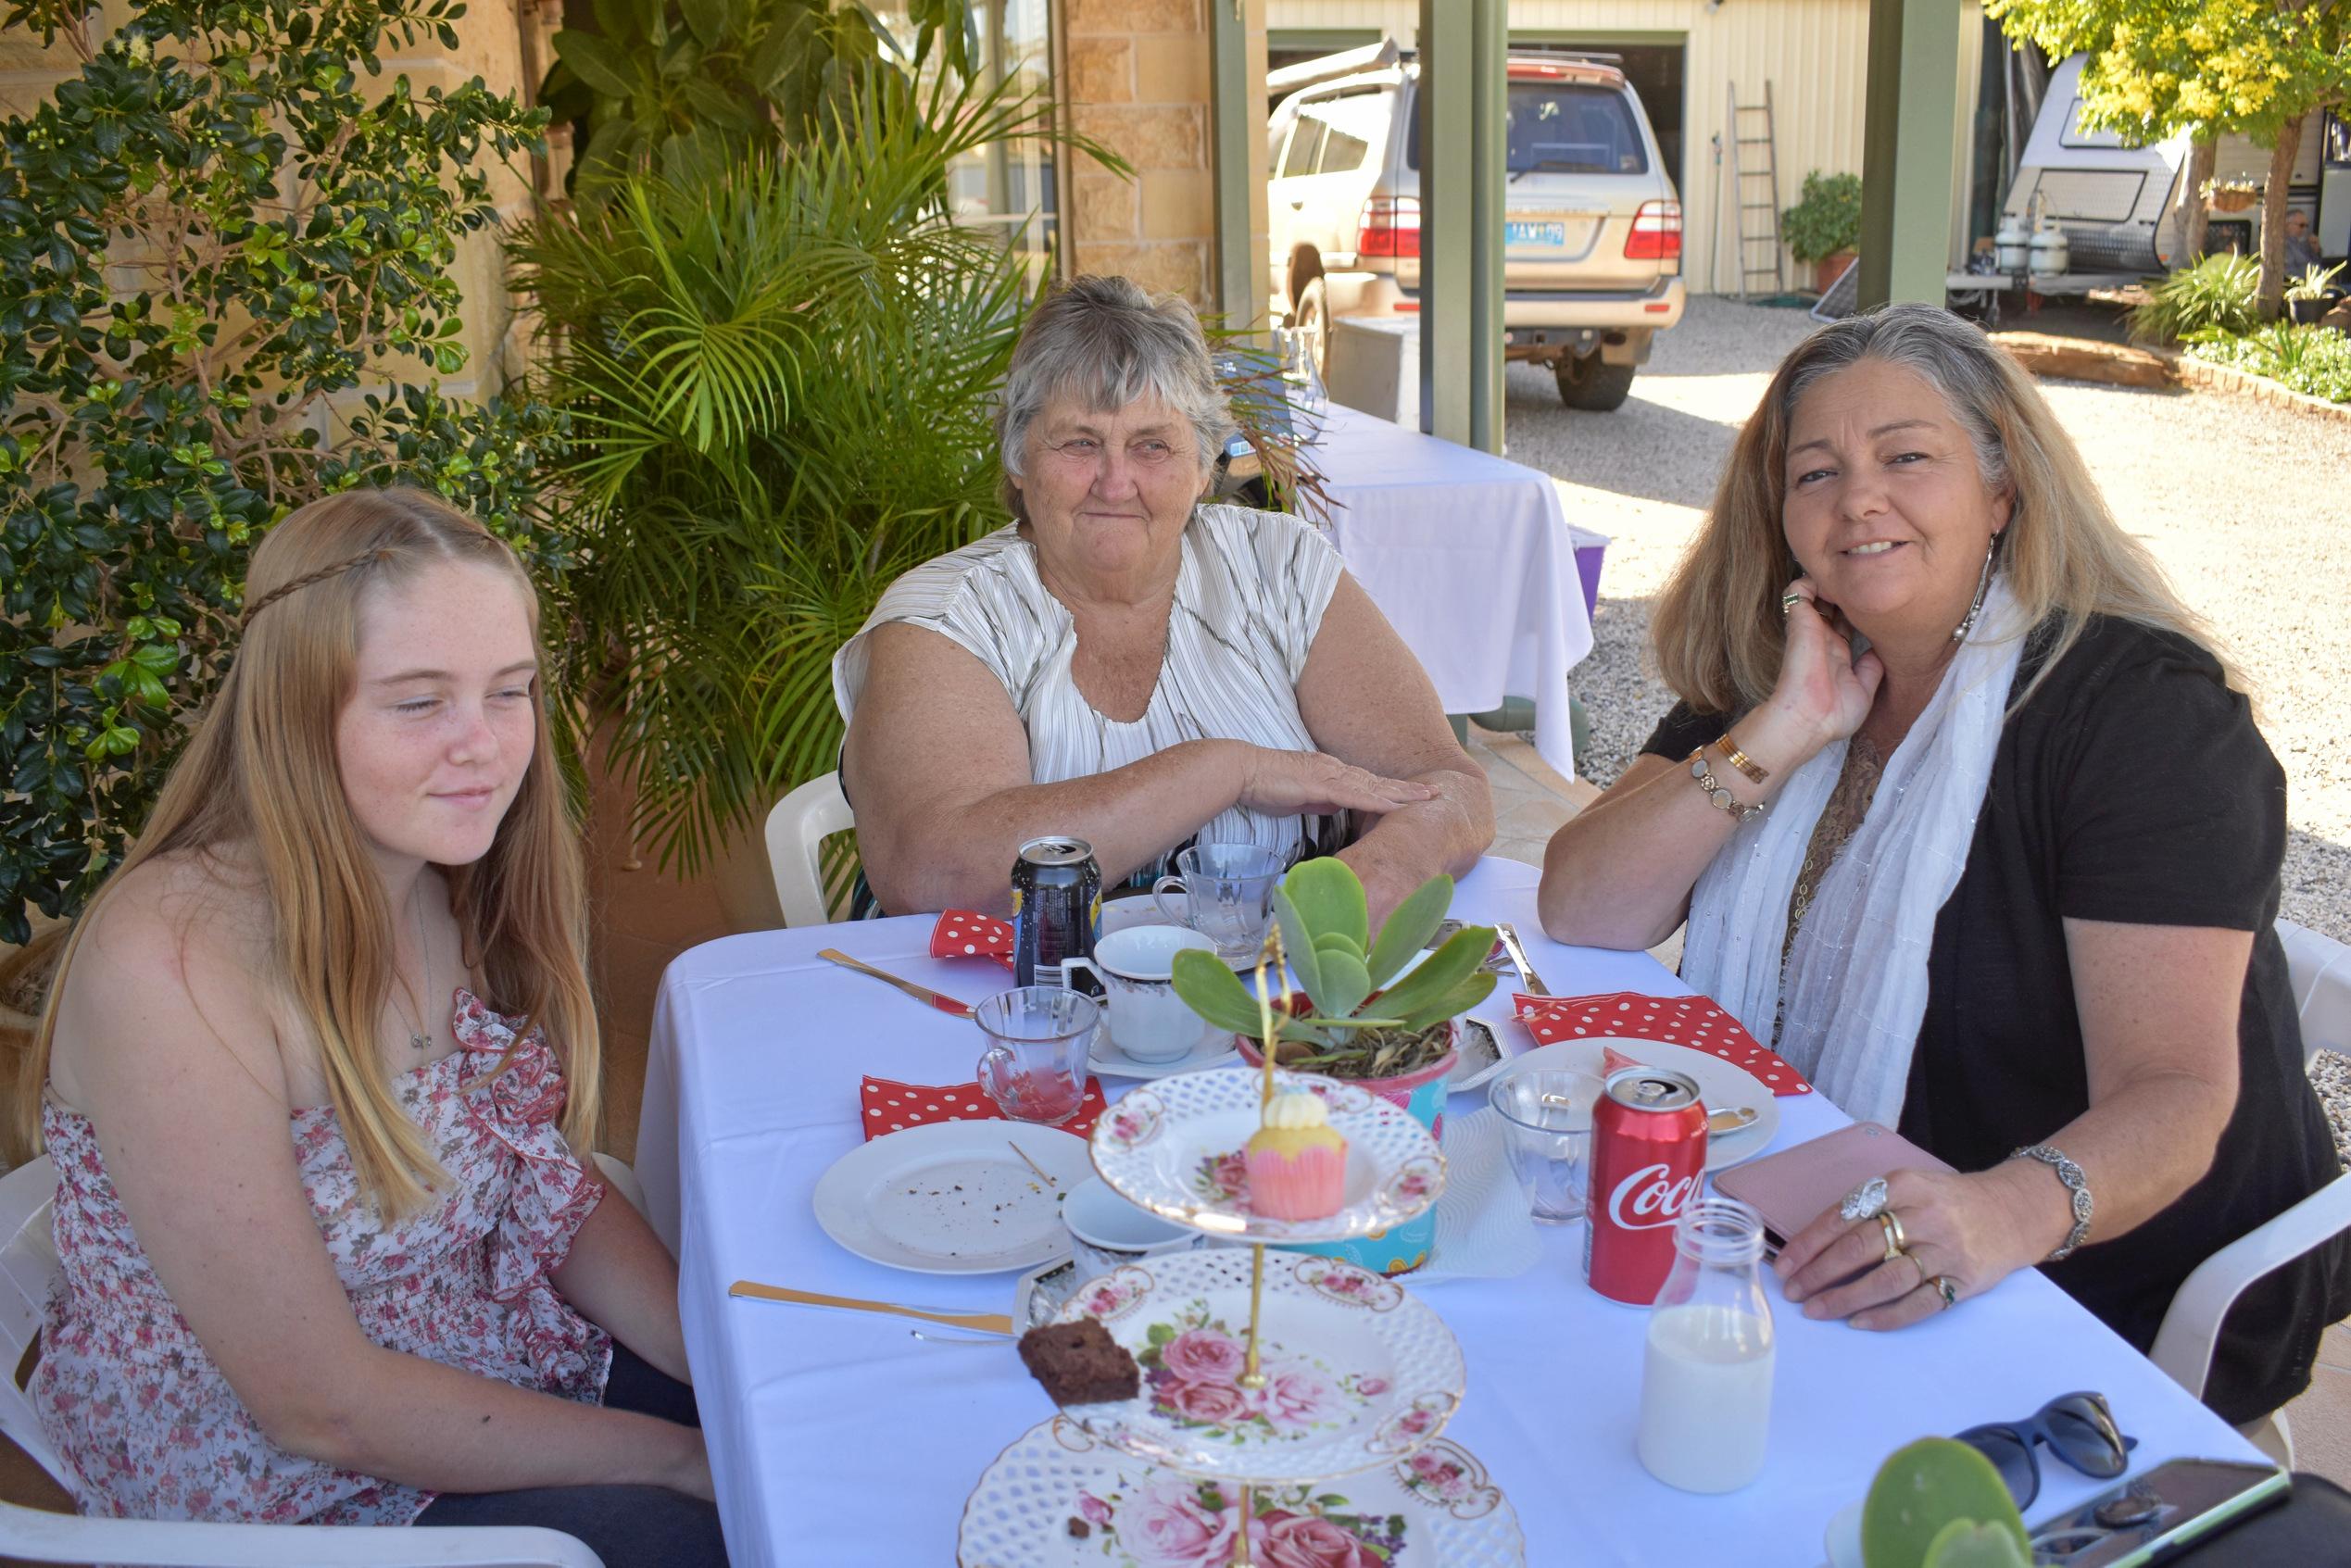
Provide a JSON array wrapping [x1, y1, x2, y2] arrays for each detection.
[[812, 1122, 1095, 1273]]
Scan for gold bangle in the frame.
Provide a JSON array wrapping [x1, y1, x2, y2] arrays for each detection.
[[1714, 734, 1768, 785]]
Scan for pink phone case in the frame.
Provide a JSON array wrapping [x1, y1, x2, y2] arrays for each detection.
[[1713, 1122, 1956, 1245]]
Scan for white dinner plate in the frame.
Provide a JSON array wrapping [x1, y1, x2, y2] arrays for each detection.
[[811, 1121, 1094, 1274], [1504, 1036, 1780, 1171]]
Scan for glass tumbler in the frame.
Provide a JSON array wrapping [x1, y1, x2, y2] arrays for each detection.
[[1637, 1197, 1776, 1493], [1151, 843, 1286, 963], [1488, 1068, 1603, 1223], [974, 986, 1098, 1125]]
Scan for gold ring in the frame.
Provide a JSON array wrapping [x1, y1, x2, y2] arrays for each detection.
[[1781, 590, 1803, 616], [1876, 1210, 1907, 1263], [1934, 1275, 1959, 1311]]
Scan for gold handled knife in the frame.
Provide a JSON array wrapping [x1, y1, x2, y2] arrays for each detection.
[[727, 1280, 1013, 1336], [1493, 922, 1550, 997], [816, 948, 976, 1019]]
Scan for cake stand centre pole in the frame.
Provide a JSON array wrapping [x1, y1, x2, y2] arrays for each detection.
[[1229, 1480, 1255, 1568], [1239, 1242, 1268, 1389]]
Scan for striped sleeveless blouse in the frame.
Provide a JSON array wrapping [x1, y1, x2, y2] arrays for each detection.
[[832, 504, 1346, 872]]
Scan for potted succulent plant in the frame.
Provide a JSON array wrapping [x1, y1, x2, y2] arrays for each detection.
[[1849, 1438, 2031, 1568], [1171, 859, 1497, 1273]]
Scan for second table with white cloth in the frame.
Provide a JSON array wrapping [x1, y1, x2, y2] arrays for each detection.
[[635, 858, 2266, 1566], [1309, 404, 1594, 780]]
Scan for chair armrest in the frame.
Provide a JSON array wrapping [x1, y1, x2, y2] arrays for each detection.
[[0, 1499, 603, 1566], [2149, 1173, 2351, 1402]]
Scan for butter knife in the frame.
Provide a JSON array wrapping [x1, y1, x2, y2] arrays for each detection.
[[728, 1280, 1013, 1336], [1493, 922, 1549, 997], [817, 948, 975, 1019]]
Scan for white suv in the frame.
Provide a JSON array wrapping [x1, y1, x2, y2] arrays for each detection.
[[1268, 45, 1685, 411]]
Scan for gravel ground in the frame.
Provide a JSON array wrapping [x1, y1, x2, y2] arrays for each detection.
[[1501, 295, 2351, 1161]]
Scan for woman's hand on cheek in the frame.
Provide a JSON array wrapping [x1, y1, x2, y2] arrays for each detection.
[[1760, 578, 1883, 755]]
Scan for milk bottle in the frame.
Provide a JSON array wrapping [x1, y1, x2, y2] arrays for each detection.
[[1636, 1197, 1775, 1493]]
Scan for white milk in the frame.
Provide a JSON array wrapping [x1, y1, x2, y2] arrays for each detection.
[[1636, 1303, 1774, 1492]]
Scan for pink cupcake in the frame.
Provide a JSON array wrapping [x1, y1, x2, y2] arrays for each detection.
[[1245, 1092, 1349, 1220]]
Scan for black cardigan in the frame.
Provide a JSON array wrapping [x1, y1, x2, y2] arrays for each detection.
[[1643, 615, 2348, 1423]]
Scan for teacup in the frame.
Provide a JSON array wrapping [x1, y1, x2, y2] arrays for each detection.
[[1062, 1176, 1201, 1279], [1151, 843, 1286, 962], [1063, 926, 1221, 1063], [974, 986, 1098, 1125]]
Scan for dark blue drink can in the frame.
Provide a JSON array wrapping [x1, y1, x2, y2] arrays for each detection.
[[1012, 836, 1100, 992]]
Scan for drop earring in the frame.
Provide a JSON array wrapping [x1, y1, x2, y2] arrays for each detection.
[[1953, 535, 2000, 643]]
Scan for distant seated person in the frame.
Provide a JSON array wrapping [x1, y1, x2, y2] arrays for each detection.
[[22, 490, 722, 1565], [1538, 306, 2346, 1428], [832, 275, 1492, 925], [2282, 208, 2325, 278]]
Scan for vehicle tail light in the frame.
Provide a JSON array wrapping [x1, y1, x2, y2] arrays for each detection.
[[1625, 200, 1681, 261], [1357, 195, 1421, 258]]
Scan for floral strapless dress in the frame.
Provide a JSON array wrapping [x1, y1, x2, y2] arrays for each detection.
[[33, 990, 611, 1524]]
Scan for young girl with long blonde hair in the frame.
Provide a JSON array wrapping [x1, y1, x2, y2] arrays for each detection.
[[20, 488, 723, 1563]]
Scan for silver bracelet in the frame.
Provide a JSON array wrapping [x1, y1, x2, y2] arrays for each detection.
[[2011, 1144, 2094, 1261], [1688, 749, 1765, 823]]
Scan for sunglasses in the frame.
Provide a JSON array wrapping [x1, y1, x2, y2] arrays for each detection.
[[1954, 1391, 2138, 1510]]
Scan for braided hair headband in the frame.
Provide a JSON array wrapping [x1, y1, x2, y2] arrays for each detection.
[[241, 546, 396, 627]]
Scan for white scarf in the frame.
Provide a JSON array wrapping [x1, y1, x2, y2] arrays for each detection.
[[1680, 579, 2029, 1126]]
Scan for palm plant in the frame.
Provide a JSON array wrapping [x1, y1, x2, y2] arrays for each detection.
[[510, 64, 1086, 876]]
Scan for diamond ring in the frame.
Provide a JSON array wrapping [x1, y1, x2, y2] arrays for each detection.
[[1840, 1176, 1891, 1223], [1934, 1275, 1959, 1311]]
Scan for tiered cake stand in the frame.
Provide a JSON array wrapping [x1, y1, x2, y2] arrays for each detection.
[[957, 937, 1526, 1568]]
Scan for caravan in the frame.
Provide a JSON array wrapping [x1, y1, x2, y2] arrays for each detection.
[[1978, 54, 2347, 295]]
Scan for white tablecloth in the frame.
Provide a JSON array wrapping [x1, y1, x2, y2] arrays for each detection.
[[1310, 405, 1593, 779], [635, 859, 2262, 1567]]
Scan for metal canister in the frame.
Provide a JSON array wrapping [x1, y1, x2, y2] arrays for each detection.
[[1584, 1066, 1709, 1306], [1010, 836, 1101, 992]]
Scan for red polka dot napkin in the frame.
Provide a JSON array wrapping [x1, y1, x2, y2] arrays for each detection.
[[1512, 991, 1814, 1097], [860, 1074, 1109, 1140], [933, 910, 1014, 970]]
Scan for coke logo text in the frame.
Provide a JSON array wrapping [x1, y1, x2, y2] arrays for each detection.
[[1608, 1162, 1701, 1232]]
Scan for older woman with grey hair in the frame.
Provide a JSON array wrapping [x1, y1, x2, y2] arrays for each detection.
[[1540, 304, 2345, 1429], [832, 274, 1491, 924]]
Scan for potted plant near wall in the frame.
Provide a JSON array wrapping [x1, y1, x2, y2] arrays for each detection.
[[1170, 859, 1497, 1274], [1784, 170, 1864, 293], [2286, 262, 2346, 325]]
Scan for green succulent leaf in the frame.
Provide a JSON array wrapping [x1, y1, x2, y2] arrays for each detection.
[[1273, 885, 1325, 1007], [1373, 926, 1497, 1032], [1314, 948, 1373, 1020], [1170, 949, 1271, 1038], [1363, 873, 1454, 992], [1282, 859, 1370, 951]]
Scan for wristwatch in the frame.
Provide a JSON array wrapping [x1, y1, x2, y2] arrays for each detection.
[[2011, 1144, 2093, 1261]]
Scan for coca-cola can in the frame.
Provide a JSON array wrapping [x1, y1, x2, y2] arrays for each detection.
[[1584, 1066, 1709, 1306]]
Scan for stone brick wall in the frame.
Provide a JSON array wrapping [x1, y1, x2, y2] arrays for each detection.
[[1066, 0, 1214, 303]]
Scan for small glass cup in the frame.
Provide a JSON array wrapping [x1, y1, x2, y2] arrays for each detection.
[[974, 986, 1098, 1125], [1151, 843, 1286, 963], [1488, 1067, 1603, 1223]]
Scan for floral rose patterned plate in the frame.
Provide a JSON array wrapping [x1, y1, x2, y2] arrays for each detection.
[[1046, 1249, 1465, 1483], [958, 1414, 1524, 1568], [1091, 1067, 1445, 1244]]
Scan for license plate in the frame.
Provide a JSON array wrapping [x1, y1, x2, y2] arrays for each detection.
[[1506, 220, 1568, 248]]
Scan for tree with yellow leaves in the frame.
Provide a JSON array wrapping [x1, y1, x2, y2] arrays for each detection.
[[1989, 0, 2349, 319]]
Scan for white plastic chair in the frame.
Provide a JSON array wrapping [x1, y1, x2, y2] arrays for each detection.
[[0, 1157, 604, 1566], [762, 771, 854, 928], [2147, 920, 2351, 1422]]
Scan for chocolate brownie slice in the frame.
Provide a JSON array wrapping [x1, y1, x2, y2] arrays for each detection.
[[1016, 1319, 1139, 1405]]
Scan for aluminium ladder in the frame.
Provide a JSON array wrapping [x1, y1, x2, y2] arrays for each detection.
[[1725, 81, 1786, 301]]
